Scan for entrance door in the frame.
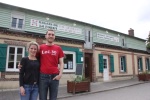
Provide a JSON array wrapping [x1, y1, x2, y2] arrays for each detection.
[[84, 53, 92, 82], [103, 56, 109, 81]]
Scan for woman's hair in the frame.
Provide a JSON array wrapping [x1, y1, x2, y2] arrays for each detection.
[[26, 41, 39, 51]]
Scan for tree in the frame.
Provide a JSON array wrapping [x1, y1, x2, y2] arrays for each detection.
[[146, 32, 150, 49]]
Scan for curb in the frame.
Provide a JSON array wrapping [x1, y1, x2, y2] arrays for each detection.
[[57, 81, 146, 99]]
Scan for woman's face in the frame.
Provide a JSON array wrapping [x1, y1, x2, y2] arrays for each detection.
[[28, 44, 38, 56]]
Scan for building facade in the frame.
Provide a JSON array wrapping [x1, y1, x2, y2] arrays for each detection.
[[0, 3, 149, 89]]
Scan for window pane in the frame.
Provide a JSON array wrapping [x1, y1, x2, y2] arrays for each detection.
[[120, 56, 125, 72], [103, 59, 107, 68], [8, 62, 14, 68], [64, 54, 73, 69], [18, 19, 23, 28], [9, 47, 15, 62], [17, 55, 22, 62], [9, 54, 14, 61], [9, 47, 15, 53], [11, 17, 17, 28], [17, 48, 23, 54], [146, 58, 149, 70], [138, 58, 141, 70]]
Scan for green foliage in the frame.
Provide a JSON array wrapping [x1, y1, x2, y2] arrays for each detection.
[[74, 75, 89, 82], [139, 71, 150, 74], [146, 43, 150, 49], [146, 34, 150, 49]]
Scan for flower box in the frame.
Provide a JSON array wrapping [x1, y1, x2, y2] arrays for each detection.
[[67, 80, 90, 94], [138, 74, 150, 81]]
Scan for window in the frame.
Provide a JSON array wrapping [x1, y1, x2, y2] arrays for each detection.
[[88, 31, 90, 42], [120, 56, 126, 72], [6, 46, 25, 71], [146, 58, 150, 70], [122, 38, 125, 46], [63, 51, 76, 72], [11, 17, 24, 29], [138, 57, 143, 71], [103, 59, 107, 68], [11, 12, 24, 30]]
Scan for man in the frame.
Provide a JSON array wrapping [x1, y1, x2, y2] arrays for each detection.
[[39, 29, 64, 100]]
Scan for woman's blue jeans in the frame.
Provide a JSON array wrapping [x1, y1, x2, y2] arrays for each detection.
[[20, 84, 38, 100], [39, 73, 59, 100]]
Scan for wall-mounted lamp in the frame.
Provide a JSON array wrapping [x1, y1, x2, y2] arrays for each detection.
[[73, 23, 76, 26], [118, 34, 120, 36], [106, 31, 108, 33], [46, 17, 49, 20]]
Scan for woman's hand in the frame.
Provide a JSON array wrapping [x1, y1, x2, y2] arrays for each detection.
[[18, 62, 22, 70], [20, 86, 25, 96]]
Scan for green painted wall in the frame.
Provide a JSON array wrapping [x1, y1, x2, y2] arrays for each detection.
[[93, 27, 146, 51], [0, 3, 146, 51], [126, 37, 146, 50], [93, 28, 121, 46], [0, 7, 11, 28], [25, 14, 85, 41]]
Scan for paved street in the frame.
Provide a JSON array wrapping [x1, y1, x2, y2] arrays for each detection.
[[0, 78, 147, 100], [59, 82, 150, 100]]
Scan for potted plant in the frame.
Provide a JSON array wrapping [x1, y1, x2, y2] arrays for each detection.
[[138, 71, 150, 81], [67, 75, 90, 94]]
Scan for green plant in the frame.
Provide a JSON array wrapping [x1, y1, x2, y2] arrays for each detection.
[[139, 71, 150, 74], [146, 33, 150, 49], [146, 43, 150, 49], [74, 75, 89, 82]]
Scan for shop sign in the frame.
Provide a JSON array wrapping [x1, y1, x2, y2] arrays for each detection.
[[30, 19, 82, 34]]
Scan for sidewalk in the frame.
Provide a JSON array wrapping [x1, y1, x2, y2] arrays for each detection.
[[0, 78, 146, 100]]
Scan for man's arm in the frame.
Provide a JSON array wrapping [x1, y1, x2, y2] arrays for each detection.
[[58, 57, 64, 77], [53, 57, 64, 80]]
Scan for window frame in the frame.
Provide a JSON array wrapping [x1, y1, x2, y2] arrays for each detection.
[[119, 55, 126, 72], [63, 51, 76, 72], [145, 57, 150, 71], [6, 45, 25, 71], [11, 11, 25, 30], [137, 57, 143, 71]]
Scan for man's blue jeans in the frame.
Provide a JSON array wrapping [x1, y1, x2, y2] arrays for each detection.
[[39, 73, 59, 100], [20, 84, 39, 100]]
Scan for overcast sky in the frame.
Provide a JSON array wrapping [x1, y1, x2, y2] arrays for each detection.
[[0, 0, 150, 40]]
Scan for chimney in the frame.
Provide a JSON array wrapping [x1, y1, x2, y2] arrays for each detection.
[[128, 28, 134, 36]]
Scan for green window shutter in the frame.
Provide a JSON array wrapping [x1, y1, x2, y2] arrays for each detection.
[[148, 59, 150, 70], [61, 46, 83, 63], [25, 48, 28, 56], [124, 57, 126, 72], [140, 58, 143, 71], [99, 54, 103, 73], [61, 46, 78, 51], [110, 55, 114, 72], [0, 44, 7, 72], [76, 51, 83, 63]]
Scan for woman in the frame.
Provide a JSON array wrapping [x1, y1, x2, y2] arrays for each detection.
[[19, 41, 40, 100]]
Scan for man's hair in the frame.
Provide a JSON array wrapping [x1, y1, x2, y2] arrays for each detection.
[[46, 29, 55, 34]]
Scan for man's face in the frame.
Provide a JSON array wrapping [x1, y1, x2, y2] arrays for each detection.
[[45, 30, 55, 43]]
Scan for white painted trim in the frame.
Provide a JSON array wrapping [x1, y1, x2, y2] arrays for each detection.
[[6, 46, 25, 72], [63, 51, 76, 72]]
